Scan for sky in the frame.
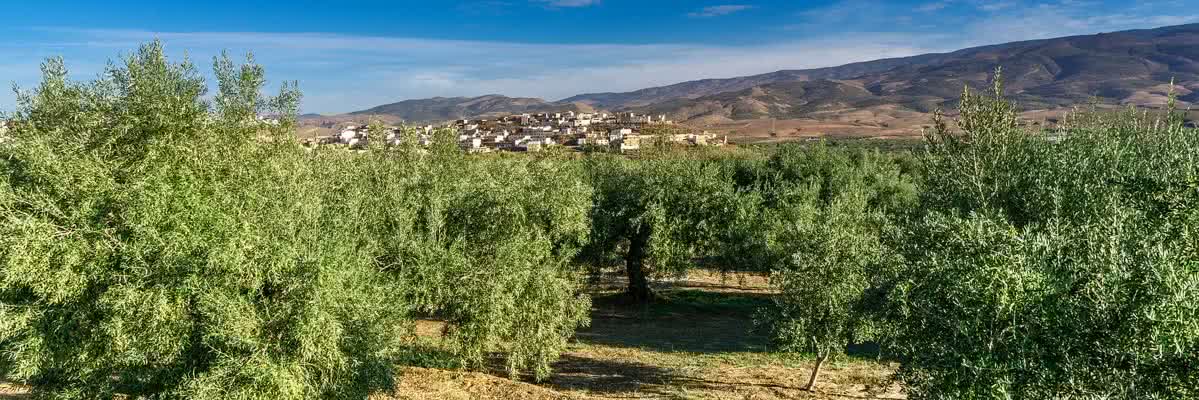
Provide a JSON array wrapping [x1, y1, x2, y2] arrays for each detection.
[[1, 0, 1197, 114]]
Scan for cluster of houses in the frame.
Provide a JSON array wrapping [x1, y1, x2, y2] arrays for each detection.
[[313, 111, 725, 153], [310, 124, 440, 148]]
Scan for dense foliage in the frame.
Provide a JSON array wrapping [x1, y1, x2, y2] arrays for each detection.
[[580, 153, 754, 302], [885, 78, 1199, 399], [358, 139, 593, 380], [0, 42, 591, 399], [745, 145, 918, 390]]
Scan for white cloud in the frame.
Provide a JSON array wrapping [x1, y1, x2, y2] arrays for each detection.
[[4, 28, 948, 113], [688, 5, 755, 18], [962, 1, 1199, 42], [978, 1, 1017, 11], [2, 0, 1195, 114]]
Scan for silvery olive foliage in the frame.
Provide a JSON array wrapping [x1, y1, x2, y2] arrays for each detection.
[[0, 42, 591, 399], [359, 142, 593, 381], [750, 145, 919, 390], [580, 152, 756, 302], [887, 73, 1199, 399]]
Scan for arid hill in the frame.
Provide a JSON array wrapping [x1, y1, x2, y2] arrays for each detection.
[[625, 24, 1198, 125], [349, 95, 595, 123], [330, 24, 1198, 141]]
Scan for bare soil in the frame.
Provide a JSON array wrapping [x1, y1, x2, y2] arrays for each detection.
[[374, 367, 573, 400], [0, 382, 29, 399]]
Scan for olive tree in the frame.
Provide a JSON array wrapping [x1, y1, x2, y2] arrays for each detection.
[[756, 145, 918, 391], [0, 42, 409, 399], [358, 143, 594, 381], [0, 41, 597, 399], [886, 73, 1199, 399], [769, 197, 882, 391], [581, 153, 751, 302]]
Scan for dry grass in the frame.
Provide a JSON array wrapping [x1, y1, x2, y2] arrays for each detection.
[[0, 382, 30, 399], [374, 367, 573, 400]]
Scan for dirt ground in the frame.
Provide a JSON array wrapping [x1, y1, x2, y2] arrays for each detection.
[[0, 383, 27, 399], [385, 269, 904, 400]]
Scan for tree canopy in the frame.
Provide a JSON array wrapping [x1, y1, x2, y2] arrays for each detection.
[[0, 41, 593, 399]]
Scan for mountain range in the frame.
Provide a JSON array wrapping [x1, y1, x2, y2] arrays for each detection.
[[314, 23, 1199, 140], [350, 95, 595, 122]]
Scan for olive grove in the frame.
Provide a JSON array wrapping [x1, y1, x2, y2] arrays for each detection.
[[1, 45, 1195, 400], [0, 42, 592, 399]]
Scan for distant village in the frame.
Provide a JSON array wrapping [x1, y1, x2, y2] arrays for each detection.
[[0, 111, 729, 153], [307, 111, 726, 153]]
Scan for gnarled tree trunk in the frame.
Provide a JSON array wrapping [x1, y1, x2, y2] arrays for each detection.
[[625, 230, 653, 303]]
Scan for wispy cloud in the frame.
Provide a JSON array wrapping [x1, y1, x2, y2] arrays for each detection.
[[533, 0, 599, 8], [2, 0, 1195, 114], [688, 5, 755, 18], [978, 1, 1016, 11], [6, 28, 944, 113], [792, 0, 1195, 40], [916, 1, 951, 12], [958, 0, 1199, 41]]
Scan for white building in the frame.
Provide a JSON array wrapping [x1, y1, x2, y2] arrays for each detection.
[[460, 137, 483, 152], [609, 128, 633, 140]]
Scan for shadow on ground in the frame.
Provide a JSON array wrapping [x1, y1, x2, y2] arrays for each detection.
[[547, 354, 680, 395], [574, 287, 775, 354], [545, 353, 818, 397]]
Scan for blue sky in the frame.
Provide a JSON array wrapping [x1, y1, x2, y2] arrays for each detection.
[[1, 0, 1197, 114]]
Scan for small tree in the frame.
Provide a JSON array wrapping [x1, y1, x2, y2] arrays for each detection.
[[756, 144, 917, 391], [365, 147, 594, 380], [639, 122, 690, 155], [768, 200, 882, 391]]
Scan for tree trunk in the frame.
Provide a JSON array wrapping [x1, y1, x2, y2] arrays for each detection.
[[625, 231, 653, 303], [805, 353, 827, 392]]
